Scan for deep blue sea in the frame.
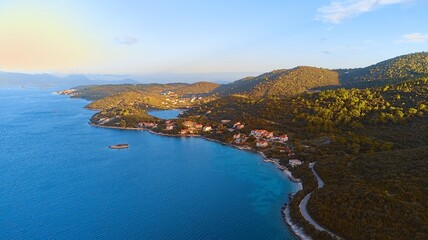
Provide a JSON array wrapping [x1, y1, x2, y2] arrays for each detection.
[[0, 87, 298, 239]]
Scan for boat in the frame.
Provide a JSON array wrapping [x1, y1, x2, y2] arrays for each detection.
[[109, 144, 129, 149]]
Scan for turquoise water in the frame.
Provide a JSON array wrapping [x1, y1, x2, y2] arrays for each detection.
[[148, 109, 183, 119], [0, 87, 298, 239]]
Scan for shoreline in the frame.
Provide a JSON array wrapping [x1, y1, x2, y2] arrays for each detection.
[[89, 122, 308, 239], [90, 123, 302, 184]]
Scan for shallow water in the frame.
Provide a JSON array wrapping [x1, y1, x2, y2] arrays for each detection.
[[148, 109, 183, 119], [0, 87, 298, 239]]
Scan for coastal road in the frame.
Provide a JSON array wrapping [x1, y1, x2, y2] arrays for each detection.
[[299, 162, 342, 239]]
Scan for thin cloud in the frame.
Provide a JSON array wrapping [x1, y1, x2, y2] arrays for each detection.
[[116, 35, 139, 45], [397, 33, 428, 43], [317, 0, 410, 24]]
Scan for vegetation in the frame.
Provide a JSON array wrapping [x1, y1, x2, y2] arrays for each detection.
[[339, 52, 428, 87], [212, 66, 339, 98], [182, 77, 428, 239], [67, 52, 428, 240]]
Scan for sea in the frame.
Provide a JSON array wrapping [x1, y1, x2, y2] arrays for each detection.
[[0, 87, 299, 239]]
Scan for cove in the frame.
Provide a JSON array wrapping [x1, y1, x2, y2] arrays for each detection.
[[0, 87, 299, 240]]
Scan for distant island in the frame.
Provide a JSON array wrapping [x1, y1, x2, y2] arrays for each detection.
[[60, 52, 428, 240]]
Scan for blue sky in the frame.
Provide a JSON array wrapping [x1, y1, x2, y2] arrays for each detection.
[[0, 0, 427, 77]]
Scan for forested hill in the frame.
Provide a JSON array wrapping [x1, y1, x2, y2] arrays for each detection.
[[173, 81, 220, 96], [212, 66, 339, 98], [71, 82, 218, 101], [211, 52, 428, 98], [67, 52, 428, 101], [339, 52, 428, 87]]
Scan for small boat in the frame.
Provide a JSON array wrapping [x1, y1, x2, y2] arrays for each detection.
[[109, 144, 129, 149]]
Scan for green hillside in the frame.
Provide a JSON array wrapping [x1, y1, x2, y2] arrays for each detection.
[[72, 52, 428, 240], [72, 83, 187, 100], [181, 77, 428, 240], [339, 52, 428, 87], [212, 67, 339, 98], [86, 91, 167, 110], [173, 81, 220, 96]]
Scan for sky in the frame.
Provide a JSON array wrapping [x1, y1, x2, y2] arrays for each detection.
[[0, 0, 427, 78]]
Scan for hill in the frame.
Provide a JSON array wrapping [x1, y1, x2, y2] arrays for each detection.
[[86, 91, 167, 110], [173, 81, 220, 96], [72, 83, 188, 101], [72, 82, 220, 101], [212, 66, 339, 98], [180, 77, 428, 240], [339, 52, 428, 87]]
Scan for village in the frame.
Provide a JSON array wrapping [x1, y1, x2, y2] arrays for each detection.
[[135, 118, 303, 169], [160, 90, 204, 109]]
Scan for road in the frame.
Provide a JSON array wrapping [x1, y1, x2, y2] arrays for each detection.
[[299, 162, 342, 239]]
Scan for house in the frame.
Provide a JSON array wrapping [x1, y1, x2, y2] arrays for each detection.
[[165, 125, 174, 131], [233, 133, 244, 139], [250, 129, 274, 139], [279, 134, 288, 142], [288, 159, 302, 167], [180, 129, 188, 135], [233, 133, 247, 144], [195, 124, 203, 129], [221, 120, 231, 124], [138, 122, 158, 129], [98, 118, 110, 125], [202, 126, 212, 132], [233, 122, 245, 129], [256, 141, 269, 148]]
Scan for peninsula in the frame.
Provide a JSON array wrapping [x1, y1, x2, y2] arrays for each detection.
[[61, 52, 428, 240]]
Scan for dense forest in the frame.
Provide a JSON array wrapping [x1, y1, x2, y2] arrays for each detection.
[[66, 52, 428, 240], [211, 66, 339, 98], [182, 77, 428, 239], [339, 52, 428, 87]]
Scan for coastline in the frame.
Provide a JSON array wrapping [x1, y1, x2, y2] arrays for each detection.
[[89, 122, 308, 239], [89, 122, 302, 184]]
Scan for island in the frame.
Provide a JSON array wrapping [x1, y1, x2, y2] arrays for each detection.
[[61, 52, 428, 240]]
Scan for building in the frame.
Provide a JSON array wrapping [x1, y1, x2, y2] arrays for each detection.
[[250, 129, 274, 139], [233, 133, 244, 139], [202, 126, 212, 132], [288, 159, 302, 167], [279, 134, 288, 142], [233, 122, 245, 129], [138, 122, 158, 129], [256, 141, 269, 148]]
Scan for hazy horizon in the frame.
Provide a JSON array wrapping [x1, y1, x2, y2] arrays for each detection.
[[0, 0, 427, 77]]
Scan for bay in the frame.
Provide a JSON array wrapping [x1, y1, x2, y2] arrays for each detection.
[[148, 109, 183, 119], [0, 87, 298, 239]]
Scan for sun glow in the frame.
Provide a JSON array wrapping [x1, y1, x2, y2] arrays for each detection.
[[0, 6, 100, 72]]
